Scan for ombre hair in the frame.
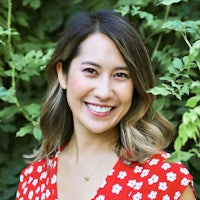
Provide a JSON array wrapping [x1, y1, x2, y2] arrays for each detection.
[[36, 10, 174, 163]]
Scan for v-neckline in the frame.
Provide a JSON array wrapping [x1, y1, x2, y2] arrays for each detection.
[[54, 145, 122, 200]]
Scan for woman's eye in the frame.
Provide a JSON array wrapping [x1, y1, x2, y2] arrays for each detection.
[[114, 72, 129, 78], [83, 68, 97, 74]]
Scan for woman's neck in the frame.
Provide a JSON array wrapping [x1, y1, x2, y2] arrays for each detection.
[[64, 129, 119, 163]]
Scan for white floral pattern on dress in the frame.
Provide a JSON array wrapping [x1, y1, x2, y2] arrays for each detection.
[[148, 190, 157, 199], [132, 192, 142, 200], [127, 179, 136, 188], [158, 182, 168, 191], [112, 184, 122, 194], [166, 171, 177, 182], [117, 171, 127, 179], [134, 166, 143, 173], [148, 174, 159, 185], [16, 150, 195, 200], [140, 169, 150, 177], [161, 163, 171, 170]]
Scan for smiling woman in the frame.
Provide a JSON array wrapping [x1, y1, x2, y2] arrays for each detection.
[[16, 10, 196, 200], [56, 33, 133, 137]]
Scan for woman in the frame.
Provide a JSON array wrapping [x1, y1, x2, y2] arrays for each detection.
[[17, 10, 196, 199]]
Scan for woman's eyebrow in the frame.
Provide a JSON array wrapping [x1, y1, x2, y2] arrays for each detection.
[[81, 61, 128, 70], [81, 61, 101, 68], [115, 66, 129, 71]]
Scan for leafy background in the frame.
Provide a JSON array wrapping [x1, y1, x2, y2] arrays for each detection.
[[0, 0, 199, 199]]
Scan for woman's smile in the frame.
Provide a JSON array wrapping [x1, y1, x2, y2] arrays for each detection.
[[86, 102, 114, 117]]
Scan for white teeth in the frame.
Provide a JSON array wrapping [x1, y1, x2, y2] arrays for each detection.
[[87, 104, 112, 113]]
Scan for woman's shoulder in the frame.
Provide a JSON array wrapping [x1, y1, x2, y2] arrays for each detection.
[[117, 152, 193, 184], [131, 152, 193, 182], [20, 158, 48, 179], [144, 152, 192, 177], [126, 152, 194, 198], [120, 152, 192, 177], [20, 154, 58, 179], [17, 156, 58, 199], [20, 147, 62, 179], [100, 152, 194, 199]]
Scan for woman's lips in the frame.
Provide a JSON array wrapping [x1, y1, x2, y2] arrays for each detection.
[[86, 103, 114, 116]]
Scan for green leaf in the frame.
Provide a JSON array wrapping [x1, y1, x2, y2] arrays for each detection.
[[162, 20, 184, 32], [0, 27, 19, 36], [153, 97, 165, 112], [20, 73, 30, 81], [178, 107, 200, 145], [23, 103, 40, 119], [184, 21, 200, 35], [116, 0, 150, 7], [168, 66, 179, 75], [4, 69, 12, 76], [182, 83, 190, 96], [178, 124, 190, 145], [183, 110, 197, 124], [16, 124, 33, 137], [22, 0, 41, 9], [172, 58, 183, 70], [130, 6, 154, 24], [16, 11, 29, 27], [179, 151, 194, 161], [174, 136, 183, 152], [186, 95, 200, 108], [0, 86, 7, 97], [115, 5, 130, 16], [147, 87, 171, 96], [0, 106, 19, 119], [189, 40, 200, 63], [159, 0, 182, 5], [0, 87, 17, 103], [162, 20, 200, 36], [33, 127, 42, 141], [169, 151, 194, 162]]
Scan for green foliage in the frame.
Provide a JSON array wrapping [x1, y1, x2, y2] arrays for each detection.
[[116, 0, 200, 197], [0, 0, 199, 199]]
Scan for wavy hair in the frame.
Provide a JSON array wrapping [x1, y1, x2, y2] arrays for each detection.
[[36, 10, 174, 163]]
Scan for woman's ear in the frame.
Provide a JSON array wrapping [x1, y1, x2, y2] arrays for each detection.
[[56, 62, 67, 89]]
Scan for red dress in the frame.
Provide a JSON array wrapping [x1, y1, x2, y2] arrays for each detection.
[[17, 147, 195, 200]]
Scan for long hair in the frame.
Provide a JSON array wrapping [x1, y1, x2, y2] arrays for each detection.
[[37, 10, 174, 163]]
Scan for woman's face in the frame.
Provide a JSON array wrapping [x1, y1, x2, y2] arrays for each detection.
[[57, 33, 134, 136]]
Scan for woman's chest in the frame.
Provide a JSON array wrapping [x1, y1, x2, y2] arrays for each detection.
[[56, 155, 120, 200]]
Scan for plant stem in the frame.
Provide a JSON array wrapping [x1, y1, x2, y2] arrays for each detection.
[[152, 5, 170, 60], [181, 33, 200, 70], [181, 32, 192, 49], [7, 0, 19, 105], [7, 0, 39, 127]]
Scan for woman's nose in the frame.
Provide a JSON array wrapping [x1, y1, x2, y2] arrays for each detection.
[[93, 78, 114, 100]]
